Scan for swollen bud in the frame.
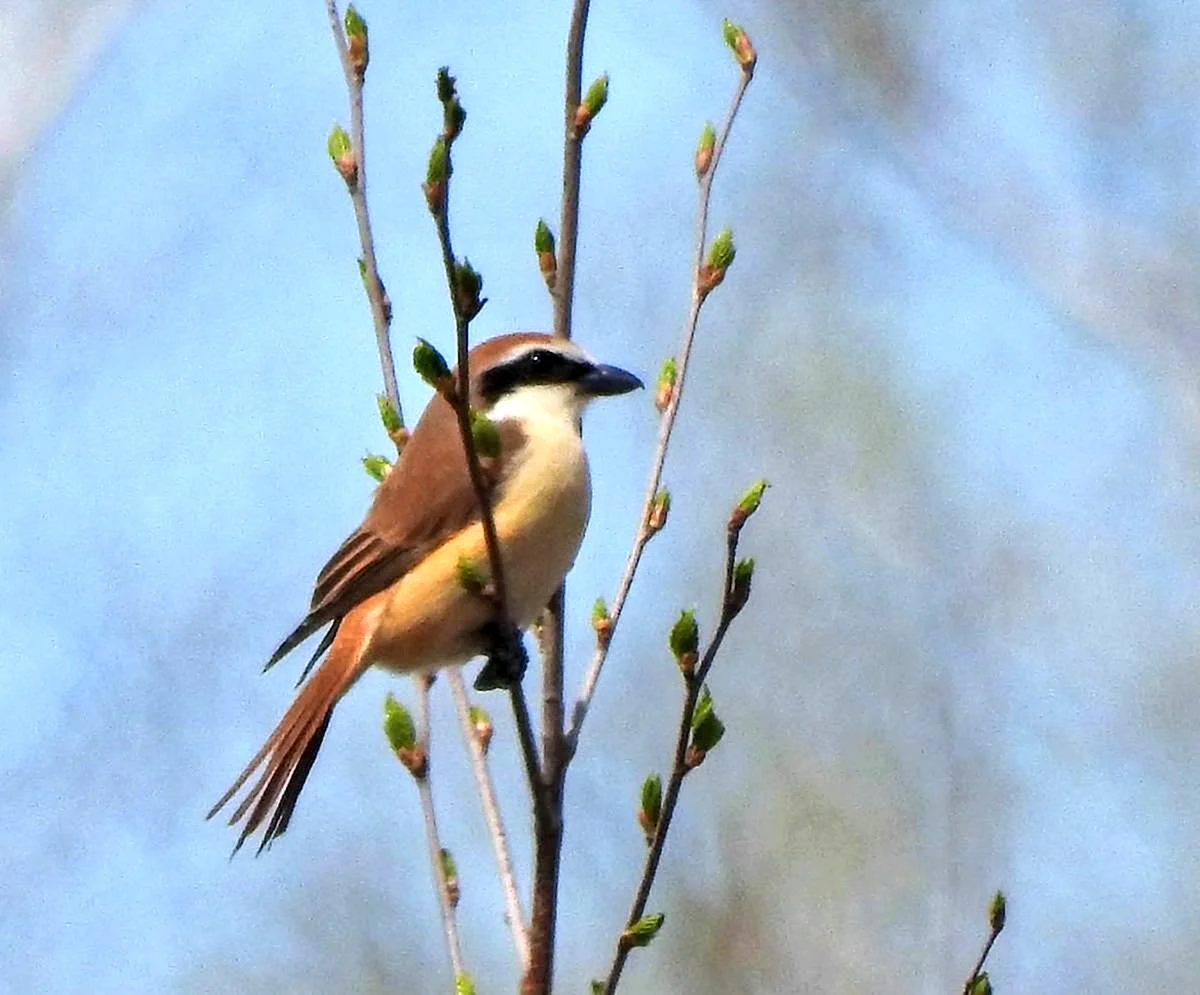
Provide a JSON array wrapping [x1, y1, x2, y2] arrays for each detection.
[[327, 124, 357, 187], [413, 338, 453, 395], [424, 139, 451, 213], [383, 692, 416, 751], [377, 393, 403, 434], [989, 890, 1007, 933], [468, 704, 494, 753], [647, 489, 671, 536], [966, 974, 992, 995], [453, 259, 486, 321], [470, 410, 501, 460], [362, 453, 392, 482], [669, 609, 699, 676], [655, 356, 677, 412], [456, 975, 477, 995], [638, 773, 663, 842], [695, 121, 716, 179], [698, 227, 736, 295], [440, 848, 461, 906], [727, 557, 755, 617], [729, 478, 768, 535], [621, 912, 665, 950], [574, 73, 610, 135], [721, 18, 757, 74], [534, 219, 557, 290], [591, 597, 613, 648], [688, 684, 725, 766], [455, 555, 489, 596], [344, 4, 369, 77]]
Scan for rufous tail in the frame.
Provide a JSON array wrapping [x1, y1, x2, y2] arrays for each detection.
[[208, 628, 362, 855]]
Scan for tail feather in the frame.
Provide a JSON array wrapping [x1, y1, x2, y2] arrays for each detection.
[[210, 641, 357, 856]]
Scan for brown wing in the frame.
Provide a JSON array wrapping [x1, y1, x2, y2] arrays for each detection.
[[263, 394, 526, 673]]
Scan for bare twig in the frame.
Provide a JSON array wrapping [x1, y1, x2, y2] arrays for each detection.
[[412, 676, 468, 982], [600, 519, 747, 994], [325, 0, 402, 420], [565, 55, 755, 762], [448, 668, 531, 970], [521, 5, 593, 992]]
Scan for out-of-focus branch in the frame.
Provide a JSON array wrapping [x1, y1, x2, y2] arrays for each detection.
[[448, 668, 530, 971], [565, 28, 755, 762], [324, 0, 403, 423]]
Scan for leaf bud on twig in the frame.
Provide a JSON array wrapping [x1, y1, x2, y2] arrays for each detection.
[[362, 453, 392, 482], [412, 338, 455, 398], [455, 975, 477, 995], [573, 73, 609, 136], [384, 692, 426, 777], [647, 489, 671, 536], [469, 410, 501, 460], [989, 890, 1007, 933], [687, 684, 726, 767], [698, 226, 736, 296], [468, 704, 494, 753], [327, 123, 358, 187], [638, 773, 662, 843], [727, 557, 755, 618], [729, 478, 768, 535], [440, 848, 461, 907], [423, 139, 451, 214], [669, 609, 699, 677], [721, 18, 757, 75], [455, 555, 489, 597], [620, 912, 665, 950], [344, 4, 369, 78], [591, 597, 613, 648], [966, 974, 992, 995], [695, 121, 716, 179], [655, 356, 677, 412], [534, 219, 557, 290], [453, 258, 486, 321]]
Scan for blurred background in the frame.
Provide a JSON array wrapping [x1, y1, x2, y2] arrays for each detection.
[[4, 1, 1200, 992]]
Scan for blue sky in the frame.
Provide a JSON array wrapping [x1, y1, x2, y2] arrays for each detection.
[[3, 1, 1200, 992]]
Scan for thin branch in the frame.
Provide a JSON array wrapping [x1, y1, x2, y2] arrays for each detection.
[[522, 5, 593, 992], [448, 668, 531, 970], [413, 676, 468, 983], [565, 62, 754, 762], [601, 525, 745, 995], [325, 0, 402, 419]]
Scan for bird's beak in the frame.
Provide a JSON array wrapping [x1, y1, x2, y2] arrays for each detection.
[[579, 362, 644, 397]]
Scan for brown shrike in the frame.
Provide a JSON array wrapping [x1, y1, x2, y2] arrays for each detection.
[[209, 332, 642, 853]]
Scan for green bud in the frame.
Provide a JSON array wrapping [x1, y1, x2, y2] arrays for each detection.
[[427, 138, 451, 184], [468, 704, 493, 752], [729, 478, 768, 533], [728, 557, 755, 617], [669, 609, 699, 675], [383, 692, 416, 751], [654, 356, 677, 412], [690, 684, 725, 753], [639, 773, 662, 840], [327, 123, 352, 161], [436, 66, 456, 104], [453, 258, 486, 320], [440, 847, 458, 881], [377, 394, 403, 435], [455, 555, 489, 595], [707, 227, 736, 271], [590, 983, 603, 995], [362, 453, 391, 482], [534, 219, 556, 255], [967, 974, 992, 995], [695, 121, 717, 178], [591, 597, 613, 646], [622, 912, 665, 949], [647, 489, 671, 535], [344, 5, 369, 76], [721, 18, 757, 72], [583, 73, 609, 116], [455, 975, 477, 995], [470, 410, 501, 459], [412, 338, 451, 390], [989, 890, 1007, 933]]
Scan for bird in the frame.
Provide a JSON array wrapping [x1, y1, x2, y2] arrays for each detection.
[[208, 332, 642, 854]]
